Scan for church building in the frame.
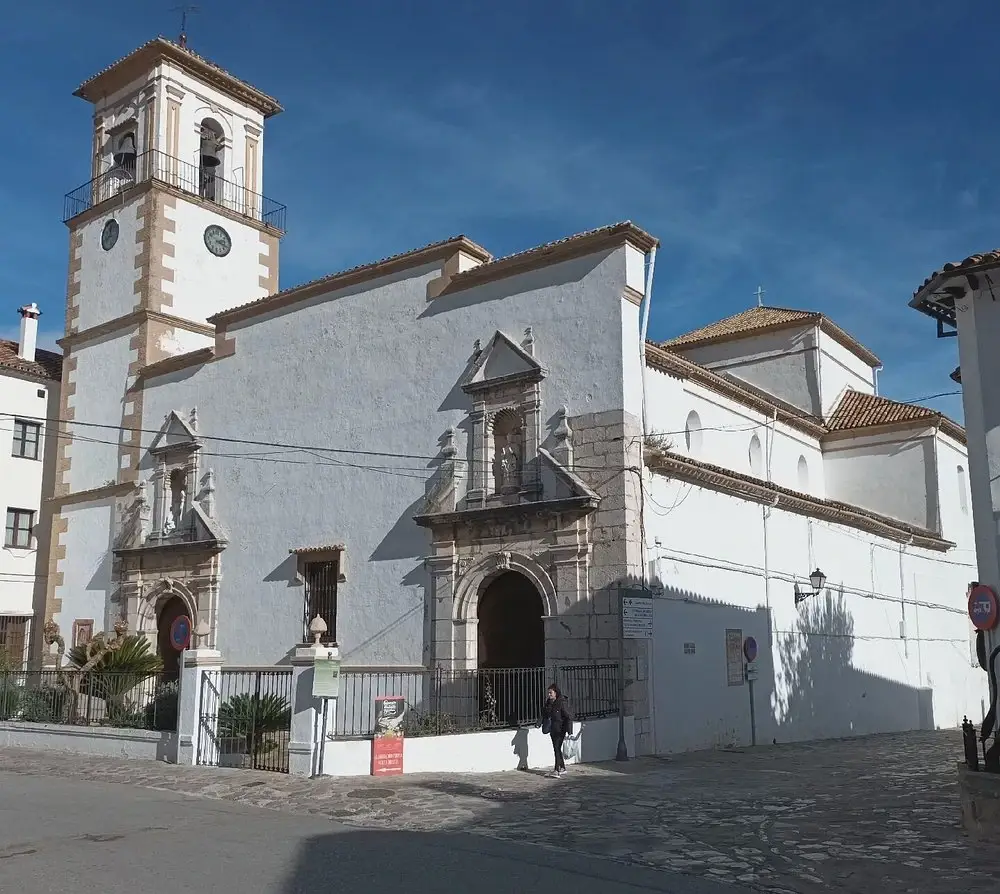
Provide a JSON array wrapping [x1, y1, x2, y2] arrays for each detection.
[[44, 37, 981, 755]]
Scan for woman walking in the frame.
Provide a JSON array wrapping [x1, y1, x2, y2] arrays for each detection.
[[541, 683, 573, 777]]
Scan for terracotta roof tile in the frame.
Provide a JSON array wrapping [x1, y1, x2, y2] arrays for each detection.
[[910, 249, 1000, 327], [0, 340, 62, 382], [289, 544, 345, 555], [826, 389, 965, 444], [663, 305, 881, 368], [74, 37, 282, 118], [647, 450, 952, 551]]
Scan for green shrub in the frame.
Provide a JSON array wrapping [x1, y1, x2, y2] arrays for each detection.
[[20, 687, 67, 724], [144, 680, 179, 731]]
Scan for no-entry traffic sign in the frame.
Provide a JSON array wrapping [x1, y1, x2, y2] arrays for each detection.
[[969, 585, 999, 632]]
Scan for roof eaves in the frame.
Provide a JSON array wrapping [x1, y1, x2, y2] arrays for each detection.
[[647, 450, 953, 551], [74, 37, 283, 118], [441, 221, 658, 295]]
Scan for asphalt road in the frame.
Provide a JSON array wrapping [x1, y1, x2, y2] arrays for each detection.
[[0, 771, 743, 894]]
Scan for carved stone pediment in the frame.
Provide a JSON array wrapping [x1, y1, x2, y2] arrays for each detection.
[[460, 330, 547, 395]]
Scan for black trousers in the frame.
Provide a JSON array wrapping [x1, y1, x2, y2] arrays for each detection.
[[550, 731, 566, 771]]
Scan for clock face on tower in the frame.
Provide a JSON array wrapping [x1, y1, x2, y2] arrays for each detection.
[[101, 218, 119, 251], [204, 224, 232, 258]]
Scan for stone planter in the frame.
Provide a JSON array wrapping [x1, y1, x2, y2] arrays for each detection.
[[958, 762, 1000, 840]]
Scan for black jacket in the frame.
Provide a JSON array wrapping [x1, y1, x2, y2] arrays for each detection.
[[542, 696, 572, 736]]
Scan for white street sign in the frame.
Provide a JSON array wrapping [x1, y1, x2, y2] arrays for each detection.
[[622, 595, 653, 639]]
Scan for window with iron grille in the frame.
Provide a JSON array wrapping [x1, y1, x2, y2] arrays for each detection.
[[12, 420, 41, 460], [303, 560, 338, 643], [4, 508, 34, 548], [0, 616, 28, 667]]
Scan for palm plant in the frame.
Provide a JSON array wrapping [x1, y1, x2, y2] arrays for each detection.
[[68, 634, 163, 723], [217, 692, 291, 757]]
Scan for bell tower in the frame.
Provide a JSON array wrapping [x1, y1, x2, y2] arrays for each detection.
[[41, 38, 284, 654]]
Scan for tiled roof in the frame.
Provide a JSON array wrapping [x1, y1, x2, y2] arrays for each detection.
[[663, 305, 881, 368], [910, 249, 1000, 327], [826, 389, 965, 444], [209, 221, 656, 326], [442, 221, 658, 294], [646, 449, 953, 552], [0, 340, 62, 382], [74, 37, 282, 118], [289, 544, 345, 555]]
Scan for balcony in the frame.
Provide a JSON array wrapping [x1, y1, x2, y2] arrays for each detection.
[[63, 149, 287, 232]]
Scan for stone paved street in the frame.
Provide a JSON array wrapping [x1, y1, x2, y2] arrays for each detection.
[[1, 730, 998, 893]]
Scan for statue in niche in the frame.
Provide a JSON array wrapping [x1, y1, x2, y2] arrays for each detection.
[[493, 410, 524, 491], [167, 468, 186, 532]]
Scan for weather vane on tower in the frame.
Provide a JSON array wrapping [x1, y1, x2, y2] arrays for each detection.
[[172, 4, 200, 48]]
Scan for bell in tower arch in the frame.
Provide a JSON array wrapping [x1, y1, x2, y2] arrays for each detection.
[[112, 132, 137, 171], [200, 132, 221, 169]]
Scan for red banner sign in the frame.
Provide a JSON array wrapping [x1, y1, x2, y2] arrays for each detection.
[[371, 696, 405, 777]]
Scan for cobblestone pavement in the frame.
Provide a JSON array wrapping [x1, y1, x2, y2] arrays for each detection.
[[1, 730, 998, 893]]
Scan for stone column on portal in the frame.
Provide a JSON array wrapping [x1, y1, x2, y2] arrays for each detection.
[[956, 286, 1000, 660], [426, 553, 457, 669], [176, 625, 222, 766]]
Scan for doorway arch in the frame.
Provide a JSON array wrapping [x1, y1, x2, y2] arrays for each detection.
[[477, 571, 545, 669], [156, 595, 189, 678], [476, 571, 545, 727]]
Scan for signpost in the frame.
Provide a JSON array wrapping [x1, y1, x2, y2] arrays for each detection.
[[618, 589, 655, 762], [725, 629, 744, 686], [312, 650, 341, 700], [969, 584, 999, 632], [622, 595, 653, 638], [169, 615, 191, 652], [743, 636, 759, 746], [371, 696, 405, 777]]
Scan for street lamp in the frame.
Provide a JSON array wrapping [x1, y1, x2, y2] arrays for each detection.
[[795, 568, 827, 606]]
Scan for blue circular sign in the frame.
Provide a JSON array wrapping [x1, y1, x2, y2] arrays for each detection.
[[169, 615, 192, 651], [969, 586, 999, 632], [743, 636, 759, 663]]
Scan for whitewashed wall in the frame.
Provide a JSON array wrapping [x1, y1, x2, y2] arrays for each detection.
[[643, 363, 827, 498], [816, 331, 876, 415], [644, 471, 980, 753], [675, 326, 821, 415], [824, 427, 939, 532], [74, 210, 143, 332], [0, 370, 58, 616], [163, 201, 271, 323], [141, 245, 639, 665]]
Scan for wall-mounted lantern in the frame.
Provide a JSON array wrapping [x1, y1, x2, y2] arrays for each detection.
[[794, 568, 827, 606]]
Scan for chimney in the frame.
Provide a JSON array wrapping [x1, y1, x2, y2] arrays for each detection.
[[17, 303, 40, 362]]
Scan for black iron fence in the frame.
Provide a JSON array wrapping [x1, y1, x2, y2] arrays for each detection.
[[197, 668, 293, 773], [63, 149, 287, 231], [0, 670, 178, 731], [334, 663, 619, 738]]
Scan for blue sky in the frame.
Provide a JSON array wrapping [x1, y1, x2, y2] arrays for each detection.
[[0, 0, 990, 421]]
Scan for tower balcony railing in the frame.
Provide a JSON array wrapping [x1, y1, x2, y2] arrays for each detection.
[[63, 149, 287, 232]]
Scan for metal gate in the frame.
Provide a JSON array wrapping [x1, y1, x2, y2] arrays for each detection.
[[197, 669, 293, 773]]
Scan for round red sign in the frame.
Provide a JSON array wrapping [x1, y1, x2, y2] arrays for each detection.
[[968, 585, 999, 632], [169, 615, 192, 651]]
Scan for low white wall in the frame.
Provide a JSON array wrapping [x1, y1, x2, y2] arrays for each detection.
[[0, 723, 178, 761], [321, 716, 634, 777]]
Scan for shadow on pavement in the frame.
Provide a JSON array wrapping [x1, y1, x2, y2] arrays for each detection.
[[279, 827, 744, 894]]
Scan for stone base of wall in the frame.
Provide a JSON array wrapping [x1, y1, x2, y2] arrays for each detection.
[[958, 762, 1000, 840], [0, 722, 177, 761]]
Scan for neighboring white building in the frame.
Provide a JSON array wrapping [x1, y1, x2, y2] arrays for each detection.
[[42, 37, 981, 755], [0, 304, 61, 666]]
